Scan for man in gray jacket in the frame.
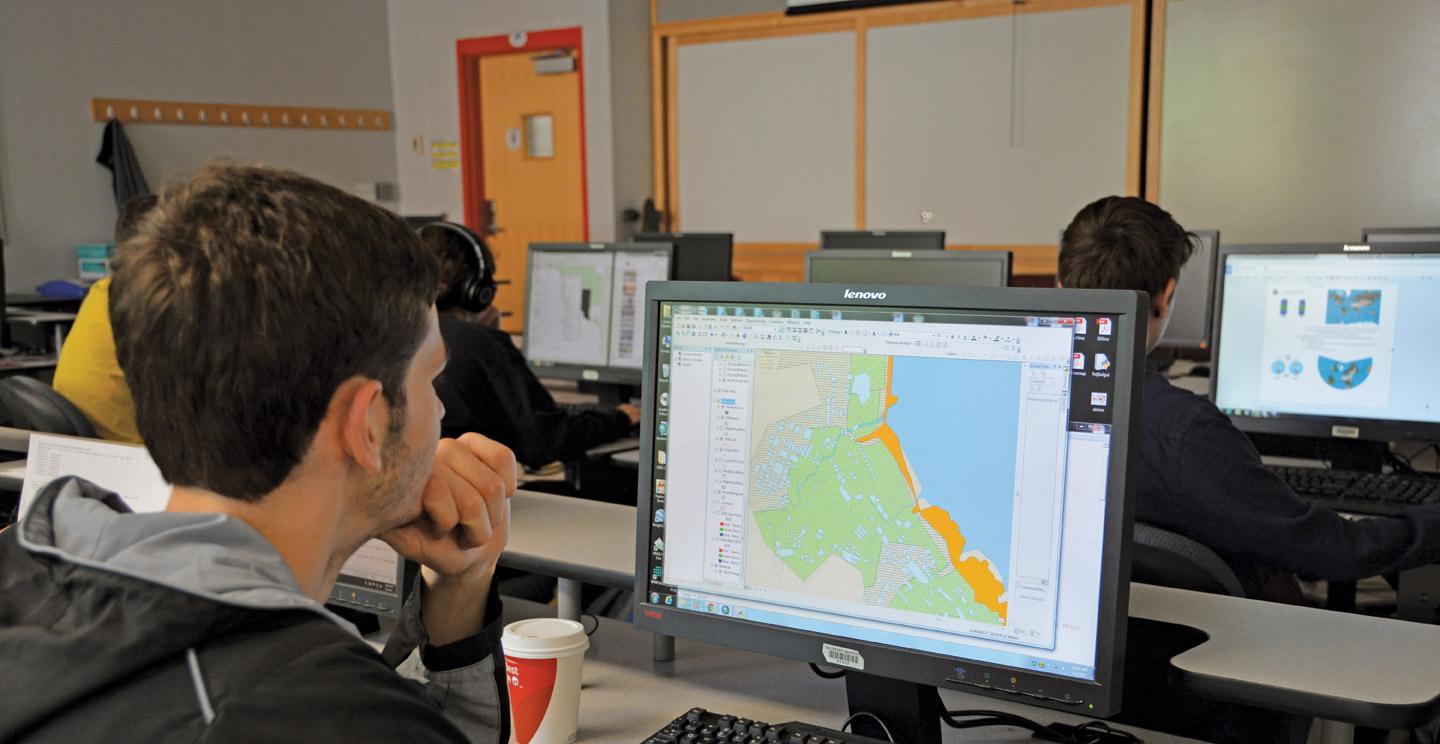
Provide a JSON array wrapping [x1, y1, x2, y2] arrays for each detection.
[[0, 164, 513, 743]]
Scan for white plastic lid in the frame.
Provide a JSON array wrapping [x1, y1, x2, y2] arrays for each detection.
[[501, 618, 590, 658]]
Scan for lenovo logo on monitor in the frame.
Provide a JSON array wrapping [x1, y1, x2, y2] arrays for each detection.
[[1342, 244, 1372, 252], [843, 289, 887, 300]]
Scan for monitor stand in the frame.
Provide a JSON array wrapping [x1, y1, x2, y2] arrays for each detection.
[[1248, 432, 1388, 472], [578, 381, 638, 408], [844, 672, 941, 744]]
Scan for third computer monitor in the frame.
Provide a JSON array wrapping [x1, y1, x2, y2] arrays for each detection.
[[1211, 241, 1440, 442], [524, 242, 673, 384], [635, 281, 1147, 719], [1155, 230, 1220, 351], [633, 232, 734, 281], [820, 230, 946, 252], [805, 248, 1012, 288]]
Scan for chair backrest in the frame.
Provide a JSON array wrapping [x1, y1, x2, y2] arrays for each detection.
[[1132, 522, 1245, 597], [0, 376, 98, 438]]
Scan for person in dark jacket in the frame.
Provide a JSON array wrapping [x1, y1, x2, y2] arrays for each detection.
[[0, 165, 515, 743], [417, 221, 640, 470], [1060, 196, 1440, 595]]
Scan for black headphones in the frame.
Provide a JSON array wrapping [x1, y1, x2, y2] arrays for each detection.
[[418, 221, 497, 313]]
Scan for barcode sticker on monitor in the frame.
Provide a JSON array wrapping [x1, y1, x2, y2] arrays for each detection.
[[822, 643, 865, 671]]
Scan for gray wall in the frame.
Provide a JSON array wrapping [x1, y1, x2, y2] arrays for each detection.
[[608, 0, 653, 240], [0, 0, 398, 292], [657, 0, 786, 23], [1159, 0, 1440, 242]]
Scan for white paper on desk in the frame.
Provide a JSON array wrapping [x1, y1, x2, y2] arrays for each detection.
[[17, 434, 171, 520]]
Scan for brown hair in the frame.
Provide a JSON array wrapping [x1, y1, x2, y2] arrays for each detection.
[[110, 164, 439, 501], [1059, 196, 1198, 301], [115, 193, 158, 244]]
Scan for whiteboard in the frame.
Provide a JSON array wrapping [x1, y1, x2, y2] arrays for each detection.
[[865, 5, 1133, 244], [677, 32, 856, 242], [1159, 0, 1440, 243]]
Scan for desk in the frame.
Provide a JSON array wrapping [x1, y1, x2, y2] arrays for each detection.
[[500, 490, 1440, 741], [501, 598, 1210, 744], [611, 449, 639, 468]]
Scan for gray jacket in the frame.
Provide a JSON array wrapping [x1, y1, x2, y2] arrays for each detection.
[[0, 476, 508, 743]]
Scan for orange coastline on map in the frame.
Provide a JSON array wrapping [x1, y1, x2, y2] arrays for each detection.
[[855, 356, 1009, 621]]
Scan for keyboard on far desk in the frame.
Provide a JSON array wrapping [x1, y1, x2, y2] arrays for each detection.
[[1270, 465, 1440, 516], [643, 707, 888, 744]]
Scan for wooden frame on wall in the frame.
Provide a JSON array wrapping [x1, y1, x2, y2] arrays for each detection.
[[649, 0, 1148, 280]]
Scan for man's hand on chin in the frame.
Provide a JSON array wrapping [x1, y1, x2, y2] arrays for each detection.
[[382, 433, 516, 646]]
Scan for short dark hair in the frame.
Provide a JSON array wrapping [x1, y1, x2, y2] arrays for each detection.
[[110, 164, 439, 501], [417, 222, 485, 313], [115, 193, 158, 244], [1058, 196, 1198, 300]]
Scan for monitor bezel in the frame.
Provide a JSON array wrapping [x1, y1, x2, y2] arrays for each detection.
[[633, 280, 1146, 718], [633, 232, 735, 282], [819, 230, 947, 251], [1209, 241, 1440, 442], [803, 248, 1013, 287], [523, 241, 675, 385], [1154, 229, 1220, 351], [1362, 227, 1440, 244]]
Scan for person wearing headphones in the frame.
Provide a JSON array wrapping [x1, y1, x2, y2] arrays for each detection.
[[417, 221, 641, 470]]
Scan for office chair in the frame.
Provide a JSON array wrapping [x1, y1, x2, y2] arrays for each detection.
[[0, 376, 98, 438], [1131, 521, 1245, 597]]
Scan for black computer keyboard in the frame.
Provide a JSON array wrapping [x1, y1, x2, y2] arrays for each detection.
[[1269, 465, 1440, 516], [642, 708, 889, 744]]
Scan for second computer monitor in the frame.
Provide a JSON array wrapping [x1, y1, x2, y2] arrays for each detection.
[[805, 248, 1011, 288], [1211, 241, 1440, 442], [634, 232, 734, 281], [1363, 227, 1440, 244], [820, 229, 946, 252], [524, 242, 673, 383], [1155, 230, 1220, 351]]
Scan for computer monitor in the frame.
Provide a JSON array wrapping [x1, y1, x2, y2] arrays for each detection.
[[524, 242, 674, 384], [1363, 227, 1440, 244], [805, 248, 1012, 288], [635, 282, 1146, 736], [329, 540, 408, 618], [634, 232, 734, 281], [1154, 230, 1220, 351], [1211, 242, 1440, 443], [820, 230, 946, 251]]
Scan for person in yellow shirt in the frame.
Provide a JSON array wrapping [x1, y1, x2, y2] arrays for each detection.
[[52, 194, 156, 442]]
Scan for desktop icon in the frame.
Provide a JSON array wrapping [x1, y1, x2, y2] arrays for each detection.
[[753, 308, 764, 318], [663, 305, 672, 319], [698, 306, 708, 316], [1091, 392, 1108, 407], [654, 508, 666, 525], [661, 363, 670, 378], [660, 392, 670, 407], [655, 479, 666, 495], [654, 538, 666, 553], [664, 595, 674, 606], [658, 422, 669, 437], [720, 605, 731, 616], [657, 450, 667, 466], [650, 592, 661, 604], [663, 335, 672, 348], [707, 602, 717, 613], [1074, 317, 1087, 335], [1072, 353, 1085, 371], [652, 566, 663, 580], [1096, 317, 1112, 336], [717, 307, 727, 316], [1094, 353, 1111, 371]]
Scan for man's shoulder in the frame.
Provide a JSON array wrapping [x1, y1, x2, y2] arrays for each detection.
[[1141, 370, 1232, 438]]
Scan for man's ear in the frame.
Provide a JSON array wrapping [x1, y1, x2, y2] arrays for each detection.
[[1154, 277, 1178, 318], [336, 378, 388, 475]]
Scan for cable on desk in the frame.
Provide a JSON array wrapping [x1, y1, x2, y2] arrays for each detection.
[[580, 613, 599, 637], [808, 662, 845, 679], [839, 711, 895, 742], [939, 709, 1142, 744]]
